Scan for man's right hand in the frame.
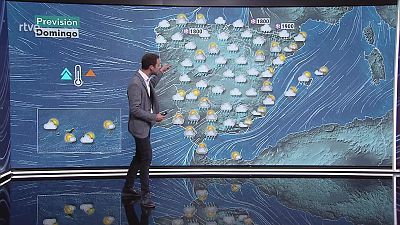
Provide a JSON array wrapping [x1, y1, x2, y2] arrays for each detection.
[[156, 113, 166, 122]]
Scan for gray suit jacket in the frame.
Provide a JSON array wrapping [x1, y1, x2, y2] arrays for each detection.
[[127, 71, 162, 138]]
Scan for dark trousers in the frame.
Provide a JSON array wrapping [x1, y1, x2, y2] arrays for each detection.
[[125, 134, 152, 194]]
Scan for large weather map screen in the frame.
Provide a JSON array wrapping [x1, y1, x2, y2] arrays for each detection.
[[7, 2, 396, 168]]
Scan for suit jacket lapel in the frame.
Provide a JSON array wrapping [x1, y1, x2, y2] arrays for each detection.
[[137, 73, 151, 99]]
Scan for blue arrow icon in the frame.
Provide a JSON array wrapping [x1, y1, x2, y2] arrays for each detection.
[[60, 68, 72, 80]]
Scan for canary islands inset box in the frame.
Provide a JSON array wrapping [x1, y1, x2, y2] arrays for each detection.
[[37, 108, 121, 154], [37, 193, 121, 225]]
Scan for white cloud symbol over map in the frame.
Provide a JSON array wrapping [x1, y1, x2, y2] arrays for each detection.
[[232, 19, 244, 28], [241, 29, 252, 38], [158, 19, 170, 28], [171, 32, 183, 41], [185, 42, 197, 50], [260, 24, 272, 32], [214, 17, 226, 25], [155, 35, 167, 44]]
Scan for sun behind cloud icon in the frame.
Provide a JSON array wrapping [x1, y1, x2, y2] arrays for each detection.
[[64, 133, 76, 143], [231, 151, 242, 160], [103, 120, 115, 130], [80, 131, 95, 144], [43, 118, 59, 130]]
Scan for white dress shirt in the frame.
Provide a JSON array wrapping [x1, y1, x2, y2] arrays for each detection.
[[138, 69, 153, 113]]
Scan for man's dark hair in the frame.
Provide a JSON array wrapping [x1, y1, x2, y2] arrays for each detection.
[[141, 53, 159, 69]]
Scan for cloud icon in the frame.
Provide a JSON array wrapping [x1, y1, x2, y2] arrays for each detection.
[[315, 66, 329, 76], [214, 16, 226, 25], [103, 120, 115, 130], [188, 110, 200, 122], [257, 105, 267, 113], [184, 126, 196, 138], [155, 35, 167, 44], [294, 33, 306, 42], [298, 75, 310, 82], [232, 19, 244, 28], [247, 68, 259, 76], [208, 46, 219, 54], [235, 75, 247, 83], [215, 56, 227, 65], [261, 68, 274, 78], [171, 32, 183, 41], [270, 46, 282, 53], [235, 56, 247, 65], [80, 204, 95, 215], [314, 70, 323, 76], [212, 85, 225, 94], [64, 133, 76, 143], [218, 32, 229, 41], [278, 29, 290, 38], [230, 88, 242, 96], [284, 89, 297, 97], [80, 133, 94, 144], [206, 110, 218, 121], [260, 24, 272, 32], [196, 80, 208, 89], [235, 104, 248, 113], [173, 113, 185, 125], [198, 64, 210, 73], [186, 92, 198, 100], [43, 219, 58, 225], [199, 98, 210, 109], [263, 96, 275, 105], [245, 88, 257, 96], [283, 46, 293, 53], [255, 54, 265, 62], [239, 122, 248, 128], [223, 69, 235, 78], [43, 121, 57, 130], [176, 14, 188, 26], [205, 125, 218, 137], [227, 43, 239, 52], [196, 143, 208, 155], [273, 57, 285, 65], [298, 71, 312, 82], [241, 29, 252, 38], [199, 30, 211, 38], [231, 151, 241, 160], [252, 110, 262, 116], [185, 42, 197, 50], [195, 53, 206, 62], [223, 119, 236, 127], [253, 36, 266, 45], [261, 80, 273, 92], [158, 19, 170, 28], [195, 18, 207, 25], [179, 74, 191, 82], [172, 93, 185, 101], [289, 42, 299, 50], [220, 102, 233, 111], [180, 58, 193, 67], [270, 42, 281, 53]]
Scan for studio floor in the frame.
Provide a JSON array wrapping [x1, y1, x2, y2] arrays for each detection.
[[1, 175, 398, 225]]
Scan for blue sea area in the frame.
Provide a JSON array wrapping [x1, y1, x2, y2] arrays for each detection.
[[7, 3, 395, 167]]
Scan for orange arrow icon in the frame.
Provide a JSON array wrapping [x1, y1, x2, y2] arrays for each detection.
[[85, 69, 96, 77]]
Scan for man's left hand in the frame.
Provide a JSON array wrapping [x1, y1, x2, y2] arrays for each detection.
[[160, 64, 171, 73]]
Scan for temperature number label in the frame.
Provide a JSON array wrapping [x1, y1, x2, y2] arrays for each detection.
[[280, 23, 295, 30], [256, 18, 270, 25]]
